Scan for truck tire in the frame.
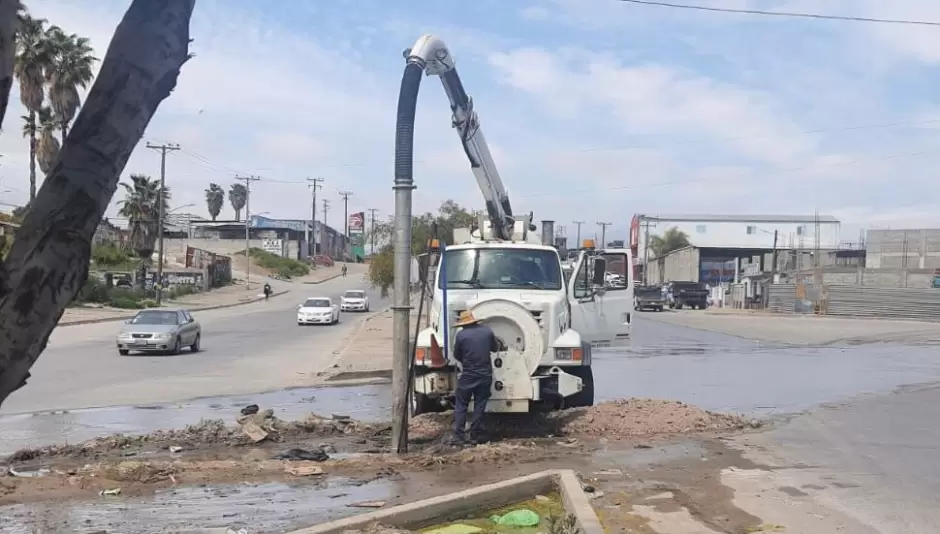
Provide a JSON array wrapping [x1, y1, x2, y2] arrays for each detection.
[[565, 366, 595, 408], [410, 391, 437, 416], [675, 303, 683, 310]]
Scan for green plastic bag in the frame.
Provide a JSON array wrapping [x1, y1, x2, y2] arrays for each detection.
[[489, 509, 540, 527]]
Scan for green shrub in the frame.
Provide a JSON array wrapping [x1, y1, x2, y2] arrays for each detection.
[[91, 243, 135, 267], [166, 285, 200, 299], [109, 295, 144, 309], [75, 276, 112, 304], [140, 299, 159, 308], [237, 247, 309, 277]]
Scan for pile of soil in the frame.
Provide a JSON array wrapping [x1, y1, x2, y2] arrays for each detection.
[[408, 398, 752, 441]]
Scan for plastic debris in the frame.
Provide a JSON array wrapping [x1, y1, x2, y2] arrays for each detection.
[[273, 448, 329, 462], [8, 466, 51, 478], [99, 487, 122, 497], [489, 509, 540, 527], [425, 524, 483, 534], [240, 404, 260, 416], [169, 446, 184, 453]]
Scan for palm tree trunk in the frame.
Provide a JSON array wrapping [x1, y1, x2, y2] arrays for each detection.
[[28, 111, 37, 201]]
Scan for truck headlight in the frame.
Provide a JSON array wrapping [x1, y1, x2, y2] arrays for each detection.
[[554, 348, 583, 361]]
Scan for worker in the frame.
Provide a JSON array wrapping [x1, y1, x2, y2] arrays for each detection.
[[450, 310, 502, 445]]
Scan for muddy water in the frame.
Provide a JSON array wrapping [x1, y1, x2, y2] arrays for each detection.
[[5, 318, 940, 455], [0, 476, 401, 534]]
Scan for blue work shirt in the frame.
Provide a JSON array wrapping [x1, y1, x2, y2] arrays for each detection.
[[453, 323, 498, 380]]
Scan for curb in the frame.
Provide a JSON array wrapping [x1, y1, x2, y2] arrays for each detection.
[[288, 469, 604, 534], [58, 289, 291, 327], [317, 305, 396, 381], [302, 272, 344, 285]]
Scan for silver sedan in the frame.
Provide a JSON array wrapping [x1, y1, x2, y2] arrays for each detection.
[[116, 308, 202, 356]]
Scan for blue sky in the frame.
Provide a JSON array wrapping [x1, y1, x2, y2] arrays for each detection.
[[3, 0, 940, 242]]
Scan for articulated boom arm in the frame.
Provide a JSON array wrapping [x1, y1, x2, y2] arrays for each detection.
[[404, 35, 515, 241]]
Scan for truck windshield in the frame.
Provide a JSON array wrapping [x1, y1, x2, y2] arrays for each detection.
[[441, 248, 563, 290]]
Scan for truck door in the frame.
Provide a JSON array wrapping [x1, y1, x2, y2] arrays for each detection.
[[567, 251, 603, 347], [597, 250, 633, 346]]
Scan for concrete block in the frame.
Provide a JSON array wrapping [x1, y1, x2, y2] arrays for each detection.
[[287, 469, 603, 534]]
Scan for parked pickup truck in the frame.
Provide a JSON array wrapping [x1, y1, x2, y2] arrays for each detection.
[[634, 286, 666, 311], [666, 281, 709, 310]]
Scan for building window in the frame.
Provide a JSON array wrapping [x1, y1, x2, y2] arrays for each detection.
[[746, 225, 756, 235], [796, 225, 804, 236], [696, 225, 707, 234]]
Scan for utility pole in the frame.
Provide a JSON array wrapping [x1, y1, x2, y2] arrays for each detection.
[[572, 220, 585, 246], [771, 229, 779, 281], [641, 218, 655, 285], [597, 221, 612, 248], [146, 142, 180, 305], [322, 198, 331, 258], [236, 174, 261, 289], [307, 177, 324, 257], [339, 191, 352, 260], [367, 208, 379, 254]]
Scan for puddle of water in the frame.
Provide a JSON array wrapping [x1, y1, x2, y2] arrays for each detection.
[[594, 317, 940, 416], [0, 476, 399, 534], [0, 384, 390, 456], [420, 492, 565, 534]]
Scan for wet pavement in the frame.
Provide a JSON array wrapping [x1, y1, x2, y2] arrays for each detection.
[[3, 316, 940, 533], [4, 316, 940, 455]]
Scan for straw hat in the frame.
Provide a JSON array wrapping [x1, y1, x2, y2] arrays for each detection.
[[454, 310, 482, 327]]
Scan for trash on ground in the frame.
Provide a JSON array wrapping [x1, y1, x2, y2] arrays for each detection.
[[489, 509, 540, 527], [285, 463, 325, 477], [348, 500, 387, 508], [272, 448, 329, 462], [99, 487, 122, 497], [8, 466, 51, 478], [240, 404, 260, 416], [240, 421, 269, 443], [168, 446, 183, 453]]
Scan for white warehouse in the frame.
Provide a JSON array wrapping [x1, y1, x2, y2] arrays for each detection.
[[630, 214, 842, 261]]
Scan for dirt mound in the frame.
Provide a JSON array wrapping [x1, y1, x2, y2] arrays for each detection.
[[561, 398, 750, 437], [408, 398, 751, 441]]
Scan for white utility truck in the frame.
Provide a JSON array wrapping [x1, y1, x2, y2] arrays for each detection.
[[402, 34, 634, 415]]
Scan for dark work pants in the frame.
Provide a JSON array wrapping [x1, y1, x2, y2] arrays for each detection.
[[453, 375, 492, 440]]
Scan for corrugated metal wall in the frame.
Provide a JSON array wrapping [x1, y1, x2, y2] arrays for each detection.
[[825, 285, 940, 321], [767, 284, 796, 313]]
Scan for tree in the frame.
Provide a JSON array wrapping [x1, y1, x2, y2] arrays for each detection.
[[0, 0, 194, 409], [204, 183, 224, 221], [13, 11, 53, 201], [228, 182, 246, 220], [44, 26, 96, 140], [118, 173, 170, 285], [366, 200, 474, 297], [34, 106, 59, 175], [648, 226, 691, 258]]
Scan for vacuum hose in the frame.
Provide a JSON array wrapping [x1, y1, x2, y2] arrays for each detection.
[[394, 61, 425, 453]]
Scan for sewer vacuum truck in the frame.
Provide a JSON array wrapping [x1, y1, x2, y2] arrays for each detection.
[[398, 35, 634, 415]]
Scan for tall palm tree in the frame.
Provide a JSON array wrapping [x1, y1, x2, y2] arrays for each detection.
[[204, 183, 224, 221], [34, 106, 60, 176], [14, 12, 53, 201], [44, 26, 96, 140], [118, 174, 171, 288], [228, 183, 247, 221]]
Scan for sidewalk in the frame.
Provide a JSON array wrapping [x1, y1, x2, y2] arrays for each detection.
[[60, 278, 288, 327], [322, 306, 421, 382]]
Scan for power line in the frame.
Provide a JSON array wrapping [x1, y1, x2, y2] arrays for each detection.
[[367, 208, 379, 254], [597, 221, 612, 247], [338, 190, 353, 239], [618, 0, 940, 27], [235, 174, 261, 288], [307, 177, 324, 256], [146, 142, 180, 305], [572, 220, 585, 245]]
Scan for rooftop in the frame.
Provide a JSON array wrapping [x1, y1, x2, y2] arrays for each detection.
[[637, 214, 840, 224]]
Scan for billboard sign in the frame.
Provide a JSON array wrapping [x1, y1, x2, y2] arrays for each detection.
[[348, 212, 364, 235]]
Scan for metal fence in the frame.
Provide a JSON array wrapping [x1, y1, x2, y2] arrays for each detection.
[[825, 285, 940, 322], [767, 284, 796, 313]]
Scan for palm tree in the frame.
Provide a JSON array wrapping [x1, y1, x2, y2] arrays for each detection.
[[228, 183, 247, 221], [14, 12, 53, 201], [648, 227, 691, 258], [204, 183, 224, 221], [44, 26, 96, 140], [118, 174, 171, 287], [35, 106, 60, 176]]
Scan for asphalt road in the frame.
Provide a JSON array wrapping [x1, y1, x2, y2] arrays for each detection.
[[0, 274, 389, 415]]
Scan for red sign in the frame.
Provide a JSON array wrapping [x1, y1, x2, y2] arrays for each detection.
[[347, 212, 364, 234], [630, 215, 641, 249]]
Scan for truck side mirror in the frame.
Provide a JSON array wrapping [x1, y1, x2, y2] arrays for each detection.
[[592, 258, 607, 286]]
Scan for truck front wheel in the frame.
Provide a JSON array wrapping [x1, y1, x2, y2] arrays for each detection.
[[410, 391, 438, 416], [565, 367, 595, 408]]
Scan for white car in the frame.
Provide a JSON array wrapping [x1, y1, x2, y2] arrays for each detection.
[[340, 290, 370, 312], [297, 297, 340, 325]]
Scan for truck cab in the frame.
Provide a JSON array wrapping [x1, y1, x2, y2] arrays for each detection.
[[412, 233, 633, 415]]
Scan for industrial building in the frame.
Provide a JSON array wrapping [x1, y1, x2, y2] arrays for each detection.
[[865, 228, 940, 269], [630, 213, 843, 285]]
